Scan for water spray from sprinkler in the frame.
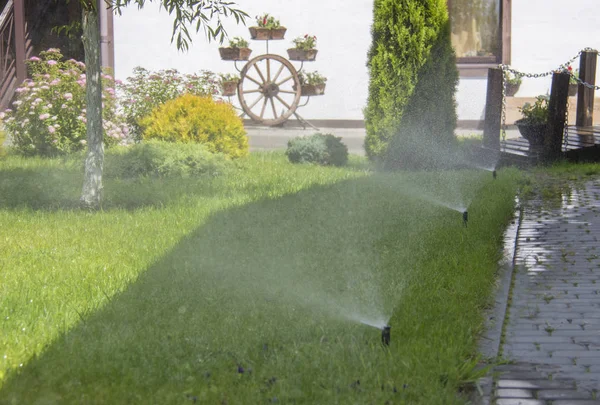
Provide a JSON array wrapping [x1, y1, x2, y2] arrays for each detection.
[[382, 325, 391, 346], [493, 170, 497, 180], [463, 211, 468, 228]]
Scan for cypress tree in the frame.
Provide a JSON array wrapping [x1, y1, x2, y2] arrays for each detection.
[[364, 0, 459, 168]]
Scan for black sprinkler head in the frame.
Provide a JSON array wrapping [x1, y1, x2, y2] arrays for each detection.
[[463, 211, 468, 227], [382, 325, 391, 346], [493, 170, 497, 180]]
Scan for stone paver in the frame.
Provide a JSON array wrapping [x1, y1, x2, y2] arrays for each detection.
[[481, 177, 600, 405]]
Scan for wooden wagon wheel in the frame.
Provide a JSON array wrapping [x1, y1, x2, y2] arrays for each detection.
[[237, 54, 302, 126]]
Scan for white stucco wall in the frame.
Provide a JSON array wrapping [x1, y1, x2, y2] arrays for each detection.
[[113, 1, 373, 120], [113, 0, 600, 122]]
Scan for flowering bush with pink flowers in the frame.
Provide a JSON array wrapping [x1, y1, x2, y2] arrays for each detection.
[[117, 66, 220, 140], [1, 48, 128, 156]]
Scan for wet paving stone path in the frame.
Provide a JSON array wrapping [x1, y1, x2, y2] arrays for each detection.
[[490, 177, 600, 405]]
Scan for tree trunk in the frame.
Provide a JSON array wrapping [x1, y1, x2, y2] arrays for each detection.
[[80, 3, 104, 209]]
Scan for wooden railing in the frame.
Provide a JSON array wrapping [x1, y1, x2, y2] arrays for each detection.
[[0, 0, 17, 109], [0, 0, 31, 110]]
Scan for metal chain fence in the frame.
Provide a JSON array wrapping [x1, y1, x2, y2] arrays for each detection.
[[498, 47, 599, 147]]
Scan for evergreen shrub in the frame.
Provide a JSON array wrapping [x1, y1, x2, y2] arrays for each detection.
[[364, 0, 459, 168], [117, 67, 220, 140], [139, 94, 248, 159], [104, 140, 231, 178], [286, 133, 348, 166]]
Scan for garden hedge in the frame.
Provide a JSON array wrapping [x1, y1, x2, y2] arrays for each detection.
[[364, 0, 459, 169]]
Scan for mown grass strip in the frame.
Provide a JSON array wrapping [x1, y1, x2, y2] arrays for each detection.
[[1, 153, 521, 404]]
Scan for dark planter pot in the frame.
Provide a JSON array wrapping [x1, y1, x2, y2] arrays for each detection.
[[515, 119, 547, 150], [294, 83, 326, 96], [249, 27, 287, 40], [287, 48, 318, 61], [221, 81, 238, 97], [505, 82, 520, 97], [219, 47, 252, 61], [568, 83, 578, 97]]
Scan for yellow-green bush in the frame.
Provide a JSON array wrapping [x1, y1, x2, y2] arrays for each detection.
[[139, 94, 248, 158]]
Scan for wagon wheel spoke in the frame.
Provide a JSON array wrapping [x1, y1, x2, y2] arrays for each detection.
[[272, 64, 285, 83], [253, 64, 267, 84], [275, 95, 293, 110], [260, 97, 268, 119], [238, 54, 302, 126], [270, 98, 278, 119], [245, 75, 262, 87], [248, 94, 265, 110], [276, 75, 293, 86]]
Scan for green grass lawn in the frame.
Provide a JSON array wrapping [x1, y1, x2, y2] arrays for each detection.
[[0, 152, 521, 404]]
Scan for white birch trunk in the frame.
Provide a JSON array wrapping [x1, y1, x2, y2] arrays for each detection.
[[80, 4, 104, 209]]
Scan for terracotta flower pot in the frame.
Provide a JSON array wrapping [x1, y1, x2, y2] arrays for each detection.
[[515, 119, 546, 150], [287, 48, 318, 61], [505, 82, 520, 97], [221, 81, 238, 97], [218, 47, 252, 61], [568, 83, 578, 97], [249, 27, 287, 40]]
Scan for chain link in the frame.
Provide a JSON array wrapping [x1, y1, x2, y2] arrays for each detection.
[[499, 47, 600, 85], [571, 74, 600, 91], [563, 97, 569, 149], [501, 70, 507, 145]]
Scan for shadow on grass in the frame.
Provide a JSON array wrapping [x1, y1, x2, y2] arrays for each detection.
[[1, 164, 511, 404], [1, 175, 433, 404], [0, 163, 232, 211], [0, 153, 372, 211]]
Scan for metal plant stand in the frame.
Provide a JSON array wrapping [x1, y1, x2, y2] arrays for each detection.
[[220, 34, 321, 130]]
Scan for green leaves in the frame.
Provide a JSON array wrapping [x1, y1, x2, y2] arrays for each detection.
[[108, 0, 249, 49]]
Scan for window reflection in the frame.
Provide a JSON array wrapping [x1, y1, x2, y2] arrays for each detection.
[[449, 0, 500, 61]]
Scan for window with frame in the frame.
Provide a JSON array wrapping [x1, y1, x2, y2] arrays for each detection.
[[448, 0, 510, 72]]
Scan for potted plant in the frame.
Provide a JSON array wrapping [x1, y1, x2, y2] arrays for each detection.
[[567, 65, 579, 96], [249, 13, 286, 40], [219, 37, 252, 61], [515, 95, 549, 150], [287, 34, 318, 61], [504, 71, 522, 97], [219, 73, 239, 97], [294, 71, 327, 96]]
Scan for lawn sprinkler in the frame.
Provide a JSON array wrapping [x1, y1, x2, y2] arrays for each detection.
[[463, 211, 468, 227], [493, 169, 497, 180], [382, 325, 391, 346]]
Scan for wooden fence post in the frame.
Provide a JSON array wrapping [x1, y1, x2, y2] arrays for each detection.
[[576, 50, 597, 127], [544, 71, 570, 162], [483, 67, 504, 150]]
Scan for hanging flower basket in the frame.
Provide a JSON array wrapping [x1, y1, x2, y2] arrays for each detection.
[[568, 83, 578, 97], [249, 27, 287, 40], [505, 82, 520, 97], [218, 47, 252, 61], [221, 80, 238, 97], [287, 48, 318, 61]]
